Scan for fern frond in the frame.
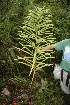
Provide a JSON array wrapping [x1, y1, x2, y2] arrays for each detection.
[[17, 6, 56, 81]]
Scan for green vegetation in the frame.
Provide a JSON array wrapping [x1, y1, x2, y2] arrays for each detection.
[[0, 0, 70, 105]]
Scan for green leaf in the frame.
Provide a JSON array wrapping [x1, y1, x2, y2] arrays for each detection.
[[17, 6, 56, 81]]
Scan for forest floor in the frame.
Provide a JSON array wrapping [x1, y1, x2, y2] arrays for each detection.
[[0, 72, 64, 105]]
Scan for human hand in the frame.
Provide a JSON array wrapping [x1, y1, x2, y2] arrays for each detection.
[[36, 47, 42, 53]]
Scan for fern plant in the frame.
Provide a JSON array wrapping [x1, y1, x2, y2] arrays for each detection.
[[16, 6, 56, 81]]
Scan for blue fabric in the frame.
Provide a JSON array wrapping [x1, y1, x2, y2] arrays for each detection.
[[64, 52, 70, 62], [64, 46, 70, 62]]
